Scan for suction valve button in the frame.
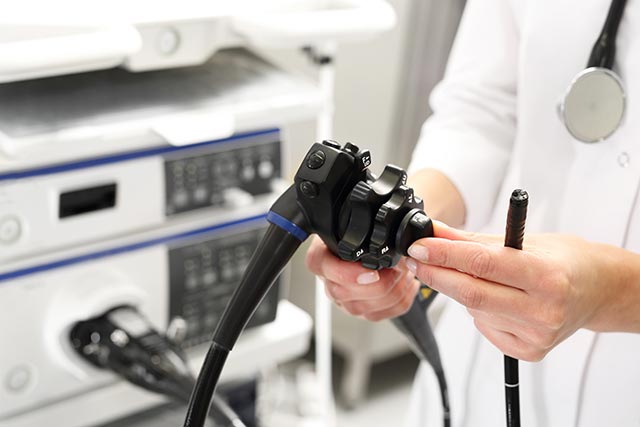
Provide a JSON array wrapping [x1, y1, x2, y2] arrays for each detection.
[[0, 216, 21, 244], [300, 181, 319, 198], [306, 150, 326, 169]]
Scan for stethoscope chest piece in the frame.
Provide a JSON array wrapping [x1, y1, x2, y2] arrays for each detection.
[[559, 0, 628, 143], [561, 67, 625, 143]]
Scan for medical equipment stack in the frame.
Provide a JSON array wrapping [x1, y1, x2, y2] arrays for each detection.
[[0, 3, 395, 426]]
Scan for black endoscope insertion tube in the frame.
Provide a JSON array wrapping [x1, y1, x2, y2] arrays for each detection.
[[184, 224, 304, 427], [503, 189, 528, 427]]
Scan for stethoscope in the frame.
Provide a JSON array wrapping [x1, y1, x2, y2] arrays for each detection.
[[560, 0, 628, 143]]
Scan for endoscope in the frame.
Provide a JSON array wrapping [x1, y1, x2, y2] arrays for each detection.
[[183, 140, 450, 427]]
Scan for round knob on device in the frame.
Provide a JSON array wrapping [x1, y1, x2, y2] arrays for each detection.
[[395, 210, 434, 256]]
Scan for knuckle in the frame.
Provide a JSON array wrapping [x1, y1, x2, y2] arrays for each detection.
[[398, 288, 416, 315], [364, 313, 384, 322], [305, 237, 326, 271], [416, 265, 434, 287], [324, 284, 336, 301], [430, 244, 449, 267], [389, 279, 408, 301], [326, 284, 343, 302], [524, 327, 555, 350], [304, 251, 320, 275], [466, 250, 494, 278], [465, 231, 483, 242], [327, 265, 347, 285], [541, 305, 566, 331], [541, 267, 566, 289], [380, 277, 398, 296], [458, 285, 485, 309], [343, 301, 364, 316], [521, 347, 546, 363]]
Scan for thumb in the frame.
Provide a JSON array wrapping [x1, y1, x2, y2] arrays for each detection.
[[432, 220, 503, 245]]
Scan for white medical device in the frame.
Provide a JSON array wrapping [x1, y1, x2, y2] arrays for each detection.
[[0, 2, 395, 425]]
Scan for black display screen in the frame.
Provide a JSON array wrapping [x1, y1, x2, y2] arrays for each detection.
[[59, 183, 117, 218]]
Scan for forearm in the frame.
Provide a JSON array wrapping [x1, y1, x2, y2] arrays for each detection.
[[588, 243, 640, 333], [408, 168, 466, 228]]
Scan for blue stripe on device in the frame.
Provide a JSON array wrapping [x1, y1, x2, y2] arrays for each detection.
[[266, 211, 309, 241]]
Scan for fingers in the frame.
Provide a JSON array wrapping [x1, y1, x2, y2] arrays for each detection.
[[324, 271, 419, 321], [306, 237, 419, 322], [432, 220, 503, 245], [362, 273, 421, 321], [408, 236, 543, 291], [407, 262, 530, 317], [306, 237, 384, 285], [473, 318, 549, 362], [324, 269, 404, 302]]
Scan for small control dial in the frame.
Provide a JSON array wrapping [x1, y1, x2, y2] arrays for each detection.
[[157, 27, 180, 55], [4, 365, 34, 393], [0, 216, 22, 244]]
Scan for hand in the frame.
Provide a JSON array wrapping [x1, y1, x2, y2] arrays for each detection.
[[305, 236, 420, 321], [405, 222, 638, 362]]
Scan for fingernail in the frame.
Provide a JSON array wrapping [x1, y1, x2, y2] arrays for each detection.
[[406, 259, 417, 274], [408, 244, 429, 262], [357, 271, 379, 285]]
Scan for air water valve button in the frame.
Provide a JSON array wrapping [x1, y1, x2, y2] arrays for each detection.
[[306, 150, 326, 169], [0, 216, 21, 244]]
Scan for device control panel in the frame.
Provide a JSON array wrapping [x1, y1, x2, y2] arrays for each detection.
[[165, 139, 281, 216], [168, 227, 279, 348], [0, 129, 283, 264]]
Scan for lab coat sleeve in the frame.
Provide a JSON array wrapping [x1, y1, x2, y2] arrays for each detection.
[[409, 0, 518, 230]]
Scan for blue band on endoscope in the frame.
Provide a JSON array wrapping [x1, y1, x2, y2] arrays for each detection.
[[267, 211, 309, 241]]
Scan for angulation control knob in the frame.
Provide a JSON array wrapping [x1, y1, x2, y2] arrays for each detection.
[[369, 187, 423, 268], [336, 162, 432, 270]]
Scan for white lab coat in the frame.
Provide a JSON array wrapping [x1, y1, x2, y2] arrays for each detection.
[[406, 0, 640, 426]]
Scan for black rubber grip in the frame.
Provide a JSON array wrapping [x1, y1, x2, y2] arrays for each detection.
[[504, 189, 528, 251]]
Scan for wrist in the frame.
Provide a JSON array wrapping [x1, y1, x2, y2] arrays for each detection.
[[408, 168, 466, 227], [585, 243, 640, 333]]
